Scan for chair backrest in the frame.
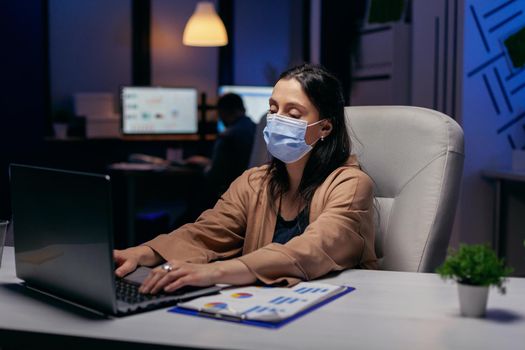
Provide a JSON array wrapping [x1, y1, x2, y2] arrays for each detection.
[[346, 106, 464, 272]]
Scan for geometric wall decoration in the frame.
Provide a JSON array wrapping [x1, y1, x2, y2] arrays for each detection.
[[466, 0, 525, 150]]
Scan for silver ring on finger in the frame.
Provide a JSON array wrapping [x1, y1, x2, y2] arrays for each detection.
[[161, 263, 173, 272]]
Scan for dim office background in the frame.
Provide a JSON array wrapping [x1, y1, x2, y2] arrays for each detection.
[[1, 0, 525, 273]]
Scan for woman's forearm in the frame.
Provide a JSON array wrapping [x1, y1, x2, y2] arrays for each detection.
[[214, 259, 257, 285]]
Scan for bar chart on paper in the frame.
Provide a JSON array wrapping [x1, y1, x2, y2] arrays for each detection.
[[173, 282, 353, 323]]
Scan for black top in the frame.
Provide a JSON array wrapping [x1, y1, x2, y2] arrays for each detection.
[[206, 115, 256, 195], [272, 208, 310, 244]]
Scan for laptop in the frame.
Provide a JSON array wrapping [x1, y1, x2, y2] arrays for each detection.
[[9, 164, 221, 316]]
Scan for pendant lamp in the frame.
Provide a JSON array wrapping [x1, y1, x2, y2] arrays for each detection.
[[183, 2, 228, 47]]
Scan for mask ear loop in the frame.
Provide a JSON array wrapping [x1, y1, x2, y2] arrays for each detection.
[[308, 118, 327, 145]]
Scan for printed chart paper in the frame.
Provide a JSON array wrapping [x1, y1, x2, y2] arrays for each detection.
[[174, 282, 350, 322]]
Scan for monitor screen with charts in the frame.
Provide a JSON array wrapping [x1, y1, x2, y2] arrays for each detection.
[[218, 85, 273, 124], [121, 87, 198, 135]]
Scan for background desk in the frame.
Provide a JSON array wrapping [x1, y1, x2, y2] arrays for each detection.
[[109, 164, 203, 248], [1, 247, 524, 350], [483, 168, 525, 276]]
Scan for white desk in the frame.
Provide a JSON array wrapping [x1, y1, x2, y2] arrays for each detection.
[[1, 247, 524, 349]]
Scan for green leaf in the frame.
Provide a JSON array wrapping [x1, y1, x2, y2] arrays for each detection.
[[368, 0, 405, 24], [436, 244, 513, 294], [504, 26, 525, 69]]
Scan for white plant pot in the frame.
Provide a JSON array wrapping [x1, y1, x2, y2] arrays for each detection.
[[457, 283, 489, 317], [53, 123, 68, 139]]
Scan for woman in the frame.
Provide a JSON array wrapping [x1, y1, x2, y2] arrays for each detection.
[[114, 64, 377, 294]]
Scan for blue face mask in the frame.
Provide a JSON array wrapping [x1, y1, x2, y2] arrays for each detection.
[[263, 113, 325, 164]]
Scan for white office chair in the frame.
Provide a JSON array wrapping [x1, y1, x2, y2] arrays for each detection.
[[346, 106, 464, 272]]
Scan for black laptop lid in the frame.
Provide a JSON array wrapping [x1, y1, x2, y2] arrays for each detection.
[[9, 164, 116, 314]]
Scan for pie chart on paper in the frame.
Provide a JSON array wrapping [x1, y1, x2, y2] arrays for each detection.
[[203, 302, 228, 310], [230, 292, 253, 299]]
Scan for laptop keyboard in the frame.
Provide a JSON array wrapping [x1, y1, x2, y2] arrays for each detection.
[[116, 277, 213, 307], [115, 279, 166, 304]]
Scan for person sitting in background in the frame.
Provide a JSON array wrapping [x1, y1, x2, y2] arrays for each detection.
[[185, 93, 256, 213], [114, 64, 377, 294]]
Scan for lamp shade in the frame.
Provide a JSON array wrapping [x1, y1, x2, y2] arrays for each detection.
[[183, 2, 228, 47]]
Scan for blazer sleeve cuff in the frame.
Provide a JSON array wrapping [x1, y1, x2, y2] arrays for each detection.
[[236, 247, 307, 286], [141, 234, 210, 264]]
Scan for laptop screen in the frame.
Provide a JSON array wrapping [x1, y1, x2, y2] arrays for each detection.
[[9, 165, 117, 314], [9, 165, 223, 316]]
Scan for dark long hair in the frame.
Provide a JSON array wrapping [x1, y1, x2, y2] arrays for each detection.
[[267, 64, 351, 212]]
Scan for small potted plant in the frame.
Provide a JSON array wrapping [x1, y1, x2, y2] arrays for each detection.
[[436, 244, 513, 317], [52, 108, 72, 139]]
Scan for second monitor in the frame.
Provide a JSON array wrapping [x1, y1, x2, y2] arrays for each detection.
[[218, 85, 273, 125]]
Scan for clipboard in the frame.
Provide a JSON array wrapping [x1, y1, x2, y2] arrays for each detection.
[[168, 283, 355, 329]]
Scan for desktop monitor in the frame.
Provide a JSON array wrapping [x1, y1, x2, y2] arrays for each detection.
[[121, 87, 198, 135], [217, 85, 273, 125]]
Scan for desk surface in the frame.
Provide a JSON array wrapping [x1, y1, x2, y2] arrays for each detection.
[[482, 168, 525, 182], [1, 247, 524, 350]]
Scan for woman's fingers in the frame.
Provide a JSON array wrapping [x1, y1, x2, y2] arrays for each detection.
[[113, 249, 138, 277], [115, 260, 136, 278], [164, 276, 193, 292], [140, 261, 182, 294], [113, 250, 125, 265], [150, 268, 187, 294], [139, 269, 165, 294], [139, 261, 217, 294]]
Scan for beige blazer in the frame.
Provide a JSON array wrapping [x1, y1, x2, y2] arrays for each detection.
[[144, 155, 377, 286]]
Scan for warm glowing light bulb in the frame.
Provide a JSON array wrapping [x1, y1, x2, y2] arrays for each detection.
[[182, 2, 228, 47]]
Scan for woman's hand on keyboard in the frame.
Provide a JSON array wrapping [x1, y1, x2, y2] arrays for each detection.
[[139, 259, 257, 294], [113, 246, 161, 277]]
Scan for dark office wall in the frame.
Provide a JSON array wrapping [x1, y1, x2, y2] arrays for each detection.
[[460, 0, 525, 264], [48, 0, 305, 107], [0, 2, 48, 218], [233, 0, 305, 86], [151, 0, 305, 93], [49, 0, 131, 114], [151, 0, 220, 98], [321, 0, 367, 104]]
